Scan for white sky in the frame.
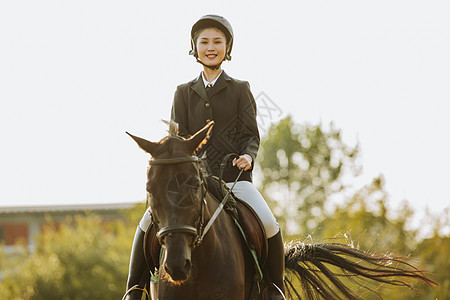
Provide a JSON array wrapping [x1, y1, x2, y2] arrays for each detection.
[[1, 1, 449, 229]]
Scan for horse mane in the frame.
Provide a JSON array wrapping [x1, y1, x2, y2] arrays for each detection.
[[149, 120, 189, 157], [162, 119, 183, 138]]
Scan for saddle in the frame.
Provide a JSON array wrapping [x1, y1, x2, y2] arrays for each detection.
[[144, 176, 268, 278]]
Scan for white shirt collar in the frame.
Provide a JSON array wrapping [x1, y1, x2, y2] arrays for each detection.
[[201, 70, 223, 88]]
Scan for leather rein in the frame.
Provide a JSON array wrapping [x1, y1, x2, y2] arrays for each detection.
[[149, 154, 242, 248]]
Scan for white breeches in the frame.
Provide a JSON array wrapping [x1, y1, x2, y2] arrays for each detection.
[[139, 208, 152, 233], [138, 181, 279, 238]]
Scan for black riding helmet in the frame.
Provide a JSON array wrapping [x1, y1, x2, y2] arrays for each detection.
[[189, 15, 234, 70]]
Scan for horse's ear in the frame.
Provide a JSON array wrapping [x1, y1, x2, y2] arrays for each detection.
[[186, 121, 214, 153], [126, 132, 159, 156]]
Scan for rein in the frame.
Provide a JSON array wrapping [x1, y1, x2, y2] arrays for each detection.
[[149, 154, 241, 248], [197, 168, 243, 245]]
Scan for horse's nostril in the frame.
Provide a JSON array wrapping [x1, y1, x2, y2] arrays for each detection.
[[184, 259, 191, 271], [165, 260, 191, 281]]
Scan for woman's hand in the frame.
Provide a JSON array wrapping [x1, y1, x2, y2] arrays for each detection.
[[232, 154, 252, 171]]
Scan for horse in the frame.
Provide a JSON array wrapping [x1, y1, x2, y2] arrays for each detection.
[[126, 121, 435, 300]]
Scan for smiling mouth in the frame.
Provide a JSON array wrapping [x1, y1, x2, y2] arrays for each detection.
[[206, 54, 217, 59]]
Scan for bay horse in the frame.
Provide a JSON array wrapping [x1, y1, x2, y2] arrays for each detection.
[[127, 121, 435, 300]]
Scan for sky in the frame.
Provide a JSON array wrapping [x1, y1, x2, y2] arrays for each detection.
[[1, 1, 449, 232]]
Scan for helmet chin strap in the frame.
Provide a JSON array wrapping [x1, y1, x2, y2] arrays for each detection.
[[196, 58, 222, 70]]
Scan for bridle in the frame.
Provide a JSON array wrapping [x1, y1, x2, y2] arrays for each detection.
[[149, 155, 207, 248], [148, 154, 242, 248]]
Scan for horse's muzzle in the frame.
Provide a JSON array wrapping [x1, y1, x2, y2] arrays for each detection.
[[162, 233, 193, 282], [165, 257, 192, 281]]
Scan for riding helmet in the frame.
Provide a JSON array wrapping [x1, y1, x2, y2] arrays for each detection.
[[189, 14, 234, 61]]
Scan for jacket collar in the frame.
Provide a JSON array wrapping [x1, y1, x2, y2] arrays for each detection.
[[191, 71, 231, 102]]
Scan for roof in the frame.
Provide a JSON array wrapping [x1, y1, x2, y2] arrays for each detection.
[[0, 202, 140, 214]]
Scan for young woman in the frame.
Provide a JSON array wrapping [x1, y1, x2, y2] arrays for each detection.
[[125, 15, 285, 300]]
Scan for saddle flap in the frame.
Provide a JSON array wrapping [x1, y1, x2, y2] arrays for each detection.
[[236, 199, 268, 266], [144, 223, 161, 270]]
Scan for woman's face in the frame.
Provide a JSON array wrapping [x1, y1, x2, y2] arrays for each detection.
[[195, 27, 227, 67]]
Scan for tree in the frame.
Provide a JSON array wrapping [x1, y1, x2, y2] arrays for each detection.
[[318, 178, 448, 299], [257, 116, 360, 235], [0, 205, 146, 300], [256, 116, 446, 298], [413, 208, 450, 300], [320, 176, 418, 253]]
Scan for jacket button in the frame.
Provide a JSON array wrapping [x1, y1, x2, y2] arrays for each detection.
[[206, 119, 211, 123], [205, 103, 210, 108]]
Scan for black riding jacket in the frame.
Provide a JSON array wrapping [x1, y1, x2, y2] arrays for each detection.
[[170, 71, 260, 183]]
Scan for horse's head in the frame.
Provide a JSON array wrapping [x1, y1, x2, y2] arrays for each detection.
[[127, 121, 213, 282]]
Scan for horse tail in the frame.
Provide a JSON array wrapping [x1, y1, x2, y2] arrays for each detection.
[[283, 241, 436, 300]]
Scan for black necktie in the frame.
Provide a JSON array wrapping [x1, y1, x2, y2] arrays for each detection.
[[206, 83, 213, 97]]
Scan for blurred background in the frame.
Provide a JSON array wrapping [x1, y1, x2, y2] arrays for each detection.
[[0, 0, 448, 299]]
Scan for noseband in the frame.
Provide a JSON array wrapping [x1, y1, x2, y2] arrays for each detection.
[[149, 155, 206, 247]]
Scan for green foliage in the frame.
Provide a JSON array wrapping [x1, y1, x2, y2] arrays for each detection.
[[323, 205, 449, 300], [258, 115, 360, 235], [320, 176, 418, 254], [260, 116, 447, 298], [413, 209, 450, 300], [0, 204, 147, 300]]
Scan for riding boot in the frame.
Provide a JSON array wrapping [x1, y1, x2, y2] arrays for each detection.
[[267, 230, 286, 300], [124, 226, 150, 300]]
